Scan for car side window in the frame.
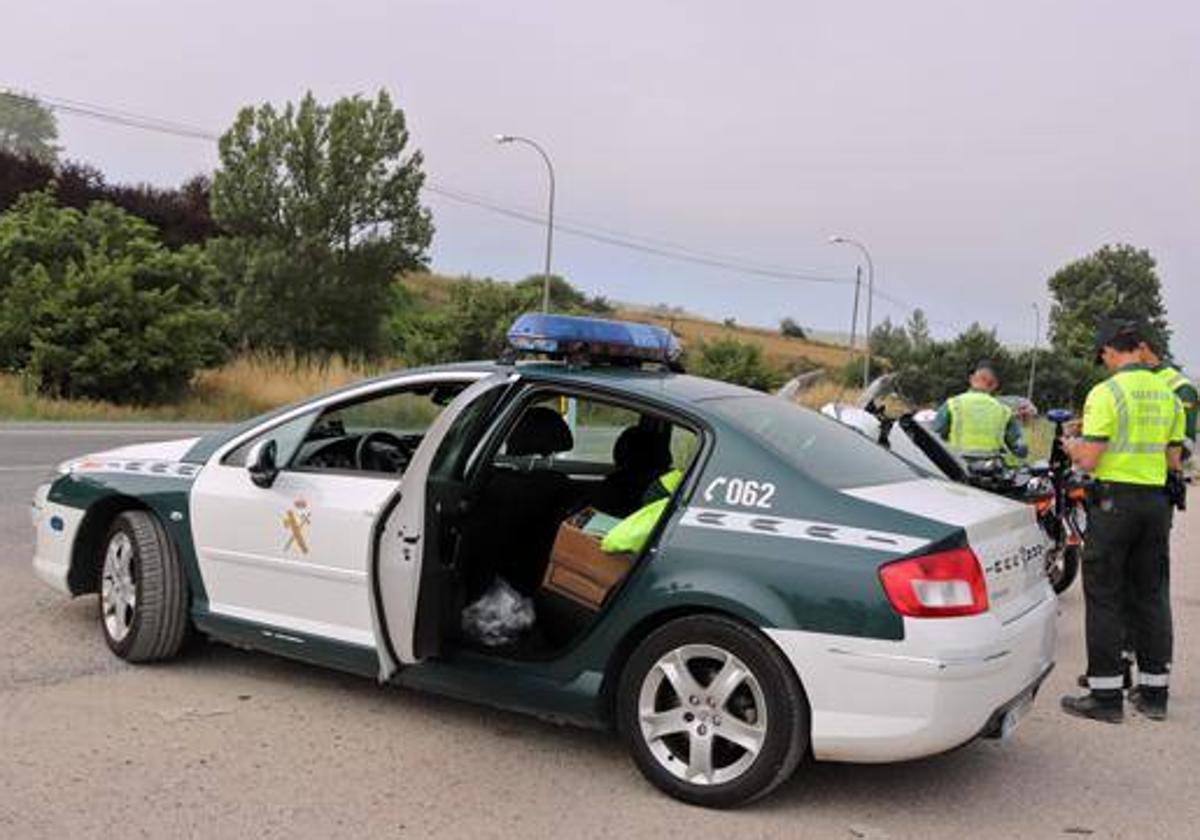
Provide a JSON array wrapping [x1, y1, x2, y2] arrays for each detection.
[[223, 411, 317, 468], [295, 381, 474, 474], [509, 395, 641, 466]]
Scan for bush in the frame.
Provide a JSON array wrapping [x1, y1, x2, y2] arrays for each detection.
[[689, 337, 784, 392], [779, 317, 807, 339], [393, 277, 539, 365], [514, 274, 614, 314], [0, 148, 220, 248], [0, 192, 227, 403]]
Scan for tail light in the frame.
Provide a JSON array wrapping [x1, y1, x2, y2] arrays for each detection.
[[879, 547, 989, 618], [1034, 497, 1054, 515], [1068, 487, 1087, 502]]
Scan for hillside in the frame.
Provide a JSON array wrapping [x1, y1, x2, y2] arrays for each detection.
[[0, 272, 856, 422]]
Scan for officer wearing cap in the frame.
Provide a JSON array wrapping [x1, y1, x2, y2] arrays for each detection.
[[1139, 336, 1197, 462], [1060, 319, 1185, 723], [932, 359, 1028, 461]]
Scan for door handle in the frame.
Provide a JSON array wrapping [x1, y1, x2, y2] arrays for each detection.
[[399, 530, 421, 544]]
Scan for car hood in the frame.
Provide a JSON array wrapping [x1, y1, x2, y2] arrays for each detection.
[[60, 437, 202, 472]]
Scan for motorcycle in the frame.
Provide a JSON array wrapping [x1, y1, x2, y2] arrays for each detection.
[[818, 377, 1086, 594], [956, 409, 1087, 593]]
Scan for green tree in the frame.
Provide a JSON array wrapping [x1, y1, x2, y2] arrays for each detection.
[[210, 90, 432, 357], [905, 308, 931, 350], [868, 317, 912, 363], [0, 91, 60, 163], [689, 337, 783, 392], [1047, 244, 1171, 360], [0, 192, 227, 403]]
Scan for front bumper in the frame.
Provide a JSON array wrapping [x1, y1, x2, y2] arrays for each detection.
[[31, 483, 83, 595], [766, 586, 1057, 762]]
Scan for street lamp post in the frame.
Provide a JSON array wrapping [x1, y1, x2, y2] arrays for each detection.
[[829, 236, 875, 388], [1028, 302, 1041, 402], [494, 134, 556, 313]]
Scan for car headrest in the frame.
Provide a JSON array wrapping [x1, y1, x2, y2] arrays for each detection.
[[506, 406, 574, 457], [612, 425, 672, 473]]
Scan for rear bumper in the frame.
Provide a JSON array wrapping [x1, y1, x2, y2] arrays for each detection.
[[31, 484, 82, 595], [766, 585, 1057, 762]]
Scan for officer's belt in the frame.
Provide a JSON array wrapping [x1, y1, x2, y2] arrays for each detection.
[[1095, 480, 1166, 495]]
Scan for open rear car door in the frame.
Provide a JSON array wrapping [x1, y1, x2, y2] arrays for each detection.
[[369, 373, 517, 680]]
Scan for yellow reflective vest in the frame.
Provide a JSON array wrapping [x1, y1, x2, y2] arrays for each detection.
[[601, 469, 682, 555], [946, 391, 1012, 457], [1082, 366, 1185, 485]]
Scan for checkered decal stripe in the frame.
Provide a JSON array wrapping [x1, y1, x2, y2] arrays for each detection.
[[678, 507, 929, 554]]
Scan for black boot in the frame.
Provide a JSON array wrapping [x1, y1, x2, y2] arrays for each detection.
[[1061, 693, 1124, 723], [1131, 688, 1168, 721]]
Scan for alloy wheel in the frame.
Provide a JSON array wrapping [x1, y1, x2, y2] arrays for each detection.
[[101, 531, 137, 643], [637, 643, 767, 786]]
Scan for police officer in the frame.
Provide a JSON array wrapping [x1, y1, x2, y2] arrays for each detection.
[[1140, 337, 1197, 461], [1061, 320, 1185, 723], [932, 359, 1028, 460]]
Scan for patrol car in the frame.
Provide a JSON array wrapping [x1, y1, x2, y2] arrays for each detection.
[[31, 314, 1056, 808]]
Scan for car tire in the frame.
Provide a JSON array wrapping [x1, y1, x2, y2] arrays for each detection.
[[98, 510, 189, 662], [616, 614, 809, 808], [1047, 544, 1080, 595]]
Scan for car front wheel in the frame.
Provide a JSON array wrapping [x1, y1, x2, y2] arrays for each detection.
[[617, 614, 809, 808], [99, 510, 189, 662]]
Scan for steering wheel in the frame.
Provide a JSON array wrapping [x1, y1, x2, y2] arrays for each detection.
[[355, 430, 412, 473]]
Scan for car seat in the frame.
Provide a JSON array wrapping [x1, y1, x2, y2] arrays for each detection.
[[471, 406, 577, 593], [592, 425, 674, 517]]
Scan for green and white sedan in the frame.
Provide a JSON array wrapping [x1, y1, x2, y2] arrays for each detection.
[[31, 315, 1055, 808]]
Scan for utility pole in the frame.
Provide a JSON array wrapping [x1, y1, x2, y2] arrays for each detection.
[[1028, 302, 1041, 402], [848, 265, 862, 359], [830, 237, 875, 388]]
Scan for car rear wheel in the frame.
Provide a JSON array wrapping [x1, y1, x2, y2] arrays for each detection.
[[99, 510, 189, 662], [616, 614, 808, 808]]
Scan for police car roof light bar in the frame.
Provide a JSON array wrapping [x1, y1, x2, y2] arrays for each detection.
[[505, 313, 684, 370]]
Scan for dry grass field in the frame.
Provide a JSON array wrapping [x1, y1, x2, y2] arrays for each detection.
[[1, 274, 859, 423], [0, 355, 390, 423], [616, 308, 855, 373]]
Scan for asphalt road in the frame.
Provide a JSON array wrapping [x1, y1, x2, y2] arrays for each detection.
[[1, 424, 1197, 839]]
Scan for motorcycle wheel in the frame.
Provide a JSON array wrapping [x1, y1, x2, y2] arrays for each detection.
[[1047, 543, 1080, 594]]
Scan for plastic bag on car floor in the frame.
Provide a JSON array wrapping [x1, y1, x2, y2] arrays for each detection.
[[461, 578, 536, 647]]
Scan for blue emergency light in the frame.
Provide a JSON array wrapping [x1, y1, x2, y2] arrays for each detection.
[[506, 313, 683, 369]]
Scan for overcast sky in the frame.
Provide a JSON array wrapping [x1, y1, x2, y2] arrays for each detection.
[[5, 0, 1198, 366]]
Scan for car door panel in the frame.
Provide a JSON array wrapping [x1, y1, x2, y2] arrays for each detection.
[[189, 372, 488, 648], [372, 374, 517, 677], [191, 463, 397, 646]]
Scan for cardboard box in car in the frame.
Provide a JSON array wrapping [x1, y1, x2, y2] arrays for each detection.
[[541, 509, 634, 610]]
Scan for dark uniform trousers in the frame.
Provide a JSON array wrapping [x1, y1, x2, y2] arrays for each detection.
[[1084, 484, 1173, 696]]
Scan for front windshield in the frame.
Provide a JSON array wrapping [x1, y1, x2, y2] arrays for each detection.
[[706, 396, 923, 489]]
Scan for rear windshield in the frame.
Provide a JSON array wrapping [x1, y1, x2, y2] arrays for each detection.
[[706, 396, 922, 489]]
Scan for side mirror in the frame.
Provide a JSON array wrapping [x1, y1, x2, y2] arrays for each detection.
[[247, 439, 279, 489]]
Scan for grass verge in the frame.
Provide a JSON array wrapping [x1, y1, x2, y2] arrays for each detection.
[[0, 354, 392, 423]]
